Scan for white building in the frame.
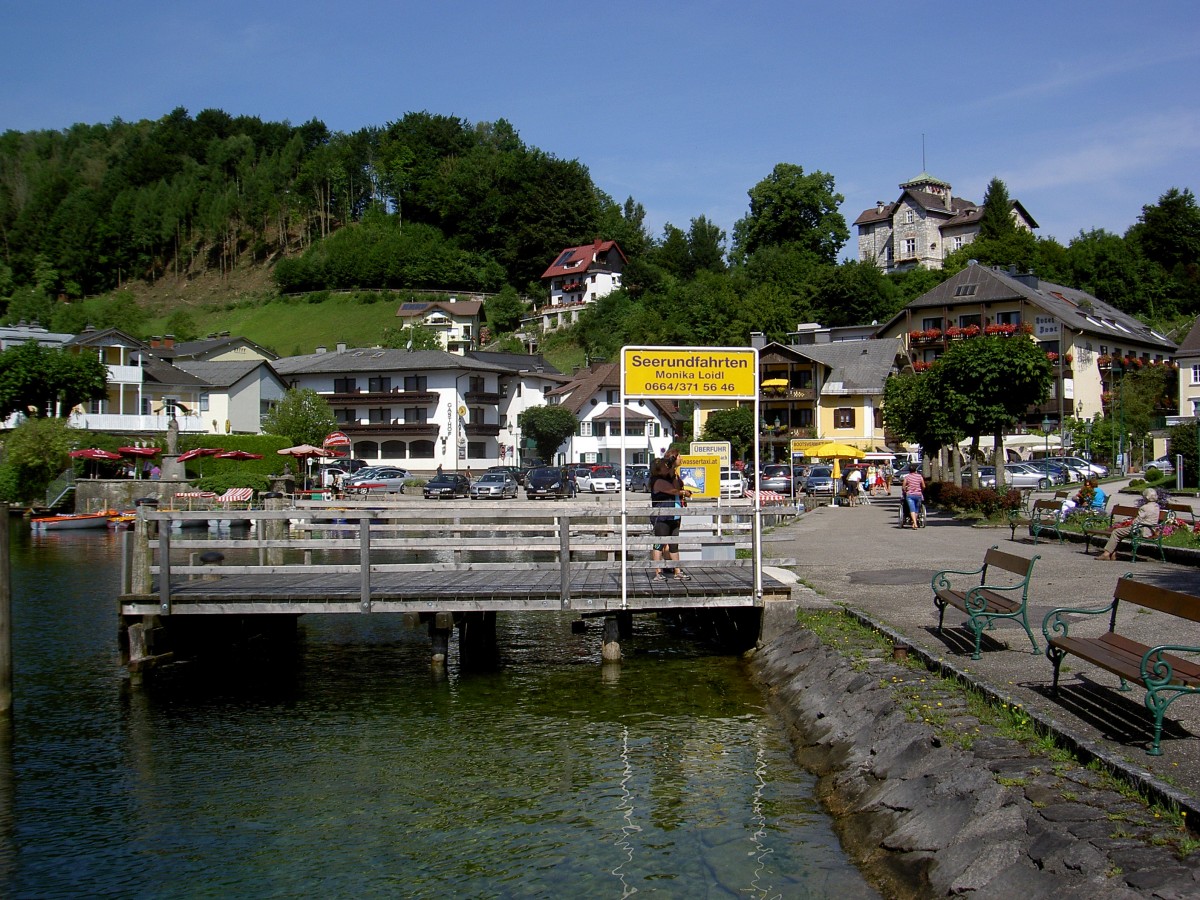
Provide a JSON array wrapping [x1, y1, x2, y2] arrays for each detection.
[[533, 239, 627, 332], [272, 346, 563, 472], [393, 299, 483, 354], [546, 362, 678, 467]]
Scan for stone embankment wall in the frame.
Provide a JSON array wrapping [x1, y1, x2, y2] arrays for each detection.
[[73, 478, 192, 511], [749, 627, 1200, 898]]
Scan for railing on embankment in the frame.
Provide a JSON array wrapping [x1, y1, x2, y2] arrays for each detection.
[[119, 498, 797, 618]]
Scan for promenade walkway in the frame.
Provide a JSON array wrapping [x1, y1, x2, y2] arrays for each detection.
[[764, 483, 1200, 813]]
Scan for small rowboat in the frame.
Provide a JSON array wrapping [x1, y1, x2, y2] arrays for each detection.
[[31, 510, 118, 531]]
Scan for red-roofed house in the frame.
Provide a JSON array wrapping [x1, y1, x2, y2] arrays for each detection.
[[854, 173, 1037, 273], [537, 239, 627, 331]]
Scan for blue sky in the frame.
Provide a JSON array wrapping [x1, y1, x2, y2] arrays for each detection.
[[3, 1, 1198, 260]]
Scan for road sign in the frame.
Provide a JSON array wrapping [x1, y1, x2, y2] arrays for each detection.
[[622, 346, 757, 399]]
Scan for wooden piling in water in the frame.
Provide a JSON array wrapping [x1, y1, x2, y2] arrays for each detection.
[[0, 506, 11, 713], [601, 615, 621, 662]]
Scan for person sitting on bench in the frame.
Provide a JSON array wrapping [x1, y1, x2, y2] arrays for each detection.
[[1097, 488, 1160, 560]]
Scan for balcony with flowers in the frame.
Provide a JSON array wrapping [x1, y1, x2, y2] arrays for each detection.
[[907, 328, 943, 344], [983, 322, 1034, 337], [944, 324, 981, 340]]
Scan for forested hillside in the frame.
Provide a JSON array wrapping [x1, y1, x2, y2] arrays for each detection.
[[0, 106, 1197, 362]]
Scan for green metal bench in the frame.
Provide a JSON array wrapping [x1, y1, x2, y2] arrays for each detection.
[[933, 545, 1041, 660], [1006, 489, 1034, 541], [1081, 504, 1175, 561], [1043, 576, 1200, 755], [1030, 499, 1066, 544]]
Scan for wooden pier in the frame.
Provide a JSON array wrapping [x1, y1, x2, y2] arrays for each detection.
[[118, 498, 798, 673]]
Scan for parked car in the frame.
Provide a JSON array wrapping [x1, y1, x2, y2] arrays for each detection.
[[961, 465, 997, 488], [576, 465, 621, 493], [720, 468, 745, 498], [801, 465, 835, 495], [422, 473, 470, 499], [345, 466, 412, 495], [524, 466, 575, 500], [470, 471, 518, 500], [627, 465, 651, 492], [487, 465, 526, 486], [1003, 463, 1055, 491], [1024, 460, 1071, 484], [1147, 457, 1176, 476], [1047, 455, 1108, 478], [758, 464, 794, 494]]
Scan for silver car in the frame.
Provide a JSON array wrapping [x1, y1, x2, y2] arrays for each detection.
[[1003, 463, 1054, 490], [470, 472, 518, 500], [345, 467, 411, 495], [801, 465, 835, 495]]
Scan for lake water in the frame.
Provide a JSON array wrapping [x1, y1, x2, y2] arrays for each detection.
[[1, 525, 876, 898]]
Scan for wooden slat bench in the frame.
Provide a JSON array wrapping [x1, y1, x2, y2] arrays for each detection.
[[1165, 502, 1196, 527], [1030, 499, 1067, 544], [933, 545, 1041, 660], [1043, 577, 1200, 755], [1081, 504, 1175, 561]]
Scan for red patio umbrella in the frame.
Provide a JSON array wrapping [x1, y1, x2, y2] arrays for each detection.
[[177, 446, 224, 478], [277, 444, 331, 488], [118, 446, 160, 479], [177, 447, 224, 462], [70, 448, 122, 460], [214, 450, 264, 461], [69, 447, 122, 479]]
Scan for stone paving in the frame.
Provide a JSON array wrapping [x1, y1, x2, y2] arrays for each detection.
[[761, 485, 1200, 810], [751, 485, 1200, 895]]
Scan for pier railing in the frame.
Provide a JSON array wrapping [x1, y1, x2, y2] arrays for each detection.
[[123, 498, 797, 616]]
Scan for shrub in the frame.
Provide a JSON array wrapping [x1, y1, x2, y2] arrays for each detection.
[[926, 481, 1023, 517]]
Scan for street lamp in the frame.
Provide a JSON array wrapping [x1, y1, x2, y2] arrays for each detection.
[[1084, 419, 1093, 462], [1041, 416, 1054, 459]]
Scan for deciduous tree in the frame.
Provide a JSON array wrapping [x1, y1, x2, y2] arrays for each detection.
[[260, 388, 337, 446], [731, 163, 847, 264], [518, 405, 577, 464]]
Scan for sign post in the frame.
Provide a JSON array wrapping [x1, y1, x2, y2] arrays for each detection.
[[619, 346, 760, 607]]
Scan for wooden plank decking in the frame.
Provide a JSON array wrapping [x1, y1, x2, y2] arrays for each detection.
[[120, 500, 795, 618], [120, 564, 787, 616]]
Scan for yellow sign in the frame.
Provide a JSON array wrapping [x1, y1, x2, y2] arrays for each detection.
[[622, 346, 757, 399], [677, 455, 720, 499]]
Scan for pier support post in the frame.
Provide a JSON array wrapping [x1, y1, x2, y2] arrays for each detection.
[[458, 611, 498, 668], [617, 610, 633, 640], [429, 611, 454, 670], [264, 500, 288, 566], [601, 615, 621, 662]]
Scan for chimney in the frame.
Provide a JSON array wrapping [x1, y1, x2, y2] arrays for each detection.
[[876, 201, 884, 214], [163, 334, 175, 349], [150, 336, 161, 348], [749, 331, 766, 349], [315, 346, 327, 354], [336, 342, 347, 353], [1013, 272, 1040, 290]]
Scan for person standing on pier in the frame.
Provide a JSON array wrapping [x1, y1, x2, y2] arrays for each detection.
[[651, 451, 691, 582]]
